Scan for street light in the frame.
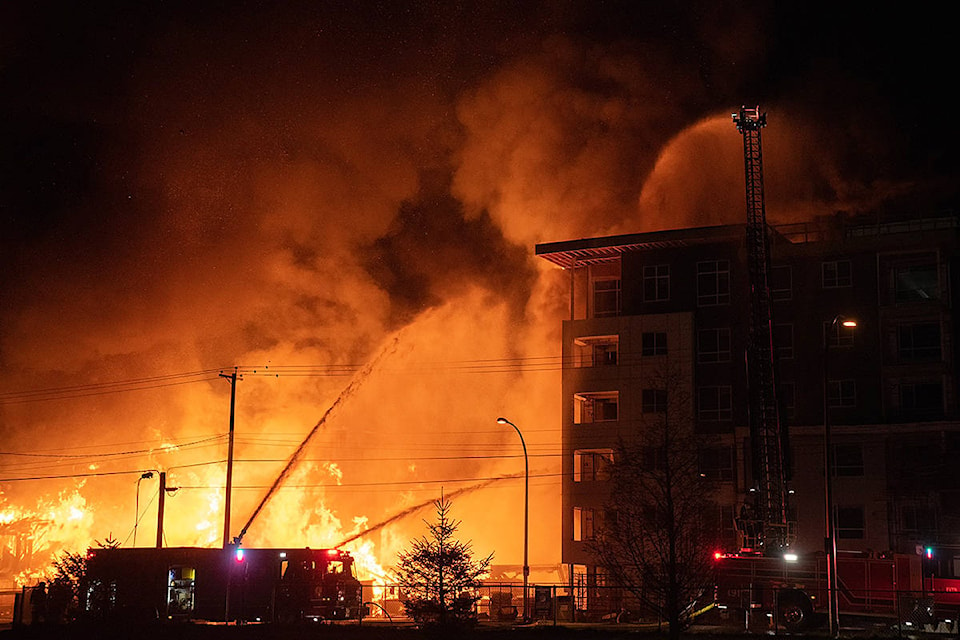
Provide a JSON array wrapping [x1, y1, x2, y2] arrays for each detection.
[[134, 471, 154, 547], [824, 314, 857, 637], [497, 417, 529, 621]]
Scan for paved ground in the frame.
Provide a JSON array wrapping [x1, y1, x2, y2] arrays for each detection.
[[0, 621, 770, 640]]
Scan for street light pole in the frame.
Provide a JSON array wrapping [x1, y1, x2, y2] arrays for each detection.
[[497, 417, 529, 621], [824, 314, 856, 638], [134, 471, 154, 547]]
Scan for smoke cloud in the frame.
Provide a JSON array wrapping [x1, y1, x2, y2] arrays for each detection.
[[1, 2, 956, 581]]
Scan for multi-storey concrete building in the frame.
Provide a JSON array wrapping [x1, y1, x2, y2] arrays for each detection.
[[536, 212, 960, 595]]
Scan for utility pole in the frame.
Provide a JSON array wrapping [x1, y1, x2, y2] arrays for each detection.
[[220, 369, 238, 548], [157, 471, 167, 548]]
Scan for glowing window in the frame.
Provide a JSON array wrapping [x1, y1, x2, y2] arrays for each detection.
[[572, 507, 597, 541], [573, 450, 613, 482], [574, 392, 619, 424], [573, 335, 619, 367], [593, 279, 621, 317]]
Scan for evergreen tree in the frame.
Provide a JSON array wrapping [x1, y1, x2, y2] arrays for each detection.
[[394, 496, 493, 625]]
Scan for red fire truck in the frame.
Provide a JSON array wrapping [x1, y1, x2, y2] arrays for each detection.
[[84, 546, 363, 624], [713, 550, 960, 633]]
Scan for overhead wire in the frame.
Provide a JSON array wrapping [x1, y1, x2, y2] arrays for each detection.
[[0, 369, 225, 404], [0, 347, 693, 405]]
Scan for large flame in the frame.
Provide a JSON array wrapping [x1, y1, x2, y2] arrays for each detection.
[[2, 4, 931, 591]]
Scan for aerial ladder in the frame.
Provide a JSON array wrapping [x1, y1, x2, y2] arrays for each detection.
[[732, 106, 793, 554]]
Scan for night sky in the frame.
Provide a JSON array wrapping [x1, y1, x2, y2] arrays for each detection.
[[1, 1, 958, 570]]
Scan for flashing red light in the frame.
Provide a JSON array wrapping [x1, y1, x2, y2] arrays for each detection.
[[714, 551, 723, 561], [235, 548, 245, 563]]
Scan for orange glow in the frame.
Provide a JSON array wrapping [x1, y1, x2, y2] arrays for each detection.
[[2, 34, 872, 593]]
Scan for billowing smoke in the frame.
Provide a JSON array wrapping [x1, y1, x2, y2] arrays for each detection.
[[1, 2, 956, 583]]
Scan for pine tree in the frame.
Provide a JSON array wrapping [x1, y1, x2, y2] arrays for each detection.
[[394, 496, 493, 625]]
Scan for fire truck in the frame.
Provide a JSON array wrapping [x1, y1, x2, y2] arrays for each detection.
[[709, 107, 960, 634], [83, 546, 363, 624], [712, 550, 960, 633]]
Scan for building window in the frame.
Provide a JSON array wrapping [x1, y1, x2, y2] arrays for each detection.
[[895, 264, 938, 302], [574, 392, 619, 424], [900, 381, 943, 416], [698, 328, 731, 363], [642, 388, 667, 414], [573, 507, 596, 541], [779, 382, 796, 420], [698, 386, 732, 421], [574, 450, 613, 482], [898, 323, 941, 361], [699, 446, 734, 481], [593, 278, 621, 317], [901, 504, 937, 533], [822, 260, 853, 288], [836, 506, 865, 539], [773, 324, 794, 360], [642, 446, 666, 472], [573, 335, 619, 367], [827, 379, 856, 408], [771, 265, 792, 301], [824, 320, 856, 347], [643, 265, 670, 302], [697, 260, 730, 306], [833, 444, 864, 476], [642, 331, 667, 356]]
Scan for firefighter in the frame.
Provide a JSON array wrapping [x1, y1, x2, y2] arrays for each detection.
[[30, 581, 47, 626]]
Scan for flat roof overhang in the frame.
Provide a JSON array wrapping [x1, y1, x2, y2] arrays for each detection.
[[535, 223, 744, 269]]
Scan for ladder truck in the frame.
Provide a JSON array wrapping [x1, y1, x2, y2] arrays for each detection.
[[712, 108, 960, 634], [732, 106, 793, 555]]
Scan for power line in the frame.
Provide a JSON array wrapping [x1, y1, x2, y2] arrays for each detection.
[[0, 434, 226, 459], [0, 370, 224, 405], [0, 468, 169, 482], [0, 348, 692, 405], [175, 469, 563, 491]]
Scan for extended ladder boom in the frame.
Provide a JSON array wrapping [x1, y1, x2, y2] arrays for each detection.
[[733, 106, 791, 553]]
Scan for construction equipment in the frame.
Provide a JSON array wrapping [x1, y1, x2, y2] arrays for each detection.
[[732, 106, 792, 554]]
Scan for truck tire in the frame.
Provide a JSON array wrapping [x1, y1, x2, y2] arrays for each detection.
[[778, 591, 813, 632]]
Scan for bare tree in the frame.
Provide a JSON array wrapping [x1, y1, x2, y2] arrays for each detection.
[[589, 366, 717, 640], [394, 496, 493, 626]]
